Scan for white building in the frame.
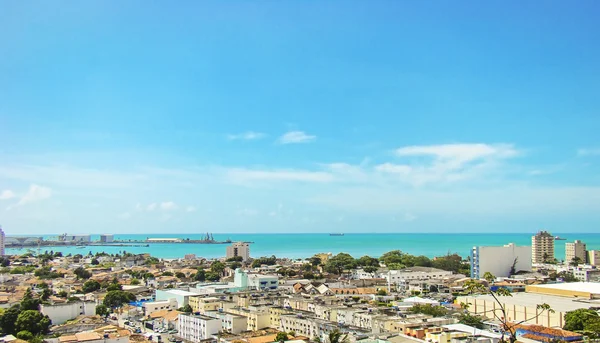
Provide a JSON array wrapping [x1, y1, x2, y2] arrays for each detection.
[[588, 250, 600, 266], [204, 311, 248, 334], [0, 226, 4, 256], [40, 301, 97, 325], [566, 240, 586, 264], [470, 243, 531, 279], [532, 230, 554, 264], [100, 234, 114, 243], [60, 234, 92, 243], [572, 267, 600, 282], [178, 313, 221, 342], [226, 242, 250, 261], [387, 267, 452, 288], [233, 269, 278, 290], [155, 289, 198, 307], [142, 299, 178, 317]]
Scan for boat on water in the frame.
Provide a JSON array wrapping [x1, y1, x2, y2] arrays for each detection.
[[555, 236, 566, 240], [329, 233, 344, 236]]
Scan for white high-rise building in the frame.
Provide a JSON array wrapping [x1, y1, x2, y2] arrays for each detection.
[[532, 230, 555, 264], [0, 226, 5, 256], [471, 243, 532, 279], [566, 240, 587, 264], [226, 242, 250, 261], [178, 313, 220, 342]]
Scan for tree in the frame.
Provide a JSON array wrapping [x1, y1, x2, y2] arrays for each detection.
[[82, 280, 101, 293], [327, 329, 349, 343], [103, 290, 136, 309], [16, 330, 34, 341], [74, 267, 92, 279], [457, 305, 485, 329], [107, 283, 123, 291], [363, 266, 378, 274], [275, 332, 288, 342], [15, 310, 51, 336], [40, 288, 52, 301], [91, 259, 100, 265], [210, 261, 226, 274], [95, 304, 110, 318], [0, 305, 21, 334], [194, 269, 206, 282], [357, 256, 380, 268], [564, 308, 599, 331], [410, 304, 447, 317], [180, 304, 193, 313], [130, 278, 141, 285], [20, 288, 40, 311], [226, 256, 243, 262], [380, 250, 404, 266], [324, 253, 356, 275], [230, 262, 242, 270], [175, 272, 186, 279], [308, 256, 322, 267], [205, 272, 220, 281], [377, 289, 387, 296], [464, 273, 553, 343], [570, 256, 583, 267], [162, 271, 174, 277]]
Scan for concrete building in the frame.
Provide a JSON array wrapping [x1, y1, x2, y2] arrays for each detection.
[[0, 226, 4, 256], [204, 311, 248, 334], [233, 269, 278, 290], [142, 299, 178, 317], [155, 289, 198, 307], [60, 234, 92, 243], [572, 268, 600, 282], [565, 240, 586, 264], [40, 301, 97, 325], [178, 313, 221, 342], [228, 306, 271, 331], [387, 267, 452, 289], [526, 282, 600, 299], [588, 250, 600, 266], [470, 243, 531, 279], [100, 234, 114, 243], [226, 242, 250, 261], [532, 230, 554, 264]]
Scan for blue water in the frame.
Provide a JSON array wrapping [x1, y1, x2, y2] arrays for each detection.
[[7, 233, 599, 261]]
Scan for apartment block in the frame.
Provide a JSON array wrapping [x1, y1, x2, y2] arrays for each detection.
[[565, 240, 586, 264], [387, 267, 452, 289], [226, 242, 250, 261], [178, 313, 221, 342], [204, 310, 248, 334], [532, 231, 555, 264], [588, 250, 600, 266], [470, 243, 531, 279]]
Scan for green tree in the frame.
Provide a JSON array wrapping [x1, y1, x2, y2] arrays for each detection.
[[357, 256, 380, 268], [15, 310, 51, 336], [20, 288, 40, 311], [324, 253, 356, 275], [74, 267, 92, 280], [363, 266, 378, 274], [379, 250, 404, 266], [95, 304, 110, 318], [162, 271, 174, 276], [103, 290, 136, 309], [464, 273, 553, 343], [205, 272, 220, 281], [327, 329, 349, 343], [570, 256, 583, 267], [91, 259, 100, 265], [410, 304, 447, 317], [82, 280, 101, 293], [194, 269, 206, 282], [226, 256, 243, 262], [0, 305, 21, 334], [458, 311, 485, 329], [230, 262, 242, 270], [40, 288, 52, 301], [564, 308, 599, 331], [16, 330, 33, 341], [175, 272, 186, 279], [210, 261, 226, 274], [308, 256, 322, 267], [377, 289, 387, 296], [130, 278, 141, 285], [275, 332, 288, 342], [180, 304, 193, 313], [107, 283, 123, 291]]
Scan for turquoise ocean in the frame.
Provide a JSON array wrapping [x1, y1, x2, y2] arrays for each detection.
[[7, 233, 600, 261]]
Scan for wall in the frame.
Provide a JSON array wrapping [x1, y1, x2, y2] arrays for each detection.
[[40, 302, 97, 325], [472, 244, 531, 279]]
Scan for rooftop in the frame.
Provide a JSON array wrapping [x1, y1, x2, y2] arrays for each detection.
[[460, 292, 600, 313], [529, 282, 600, 294], [160, 289, 197, 296]]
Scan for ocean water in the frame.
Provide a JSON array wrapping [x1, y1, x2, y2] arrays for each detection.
[[7, 233, 600, 261]]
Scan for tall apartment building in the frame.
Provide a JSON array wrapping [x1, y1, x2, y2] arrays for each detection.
[[0, 226, 5, 256], [471, 243, 532, 279], [532, 230, 555, 264], [226, 242, 250, 261], [565, 240, 587, 264], [588, 250, 600, 266], [178, 313, 220, 342]]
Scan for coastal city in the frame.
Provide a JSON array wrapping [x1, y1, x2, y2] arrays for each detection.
[[1, 227, 600, 343]]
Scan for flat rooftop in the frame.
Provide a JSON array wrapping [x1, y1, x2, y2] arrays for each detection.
[[461, 292, 600, 313], [529, 282, 600, 294], [161, 289, 197, 296]]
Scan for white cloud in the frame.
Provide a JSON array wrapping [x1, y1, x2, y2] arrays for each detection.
[[0, 190, 15, 200], [146, 203, 157, 211], [278, 131, 316, 144], [375, 163, 412, 175], [160, 201, 178, 211], [15, 184, 52, 206], [186, 206, 197, 213], [227, 131, 266, 141], [237, 208, 258, 216], [225, 168, 333, 184], [577, 148, 600, 156], [396, 143, 517, 162]]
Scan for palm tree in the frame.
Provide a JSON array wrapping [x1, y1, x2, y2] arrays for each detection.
[[327, 329, 349, 343]]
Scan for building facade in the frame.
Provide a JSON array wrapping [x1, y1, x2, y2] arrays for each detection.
[[565, 240, 586, 264], [387, 267, 452, 289], [588, 250, 600, 266], [40, 301, 97, 325], [532, 231, 555, 264], [470, 243, 532, 279], [226, 242, 250, 261], [178, 313, 220, 342], [0, 226, 4, 256], [100, 234, 114, 243]]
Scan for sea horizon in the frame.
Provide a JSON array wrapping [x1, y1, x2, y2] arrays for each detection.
[[6, 232, 599, 261]]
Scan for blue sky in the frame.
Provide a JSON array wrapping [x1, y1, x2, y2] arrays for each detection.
[[1, 1, 599, 234]]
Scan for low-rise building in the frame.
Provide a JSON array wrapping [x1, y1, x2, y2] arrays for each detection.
[[228, 306, 271, 331], [178, 313, 221, 343], [155, 289, 198, 307], [388, 267, 452, 290], [40, 301, 97, 325], [142, 299, 178, 317], [204, 310, 248, 334], [588, 250, 600, 266], [233, 269, 278, 291]]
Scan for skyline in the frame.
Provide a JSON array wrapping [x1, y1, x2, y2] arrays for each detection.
[[1, 1, 600, 234]]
